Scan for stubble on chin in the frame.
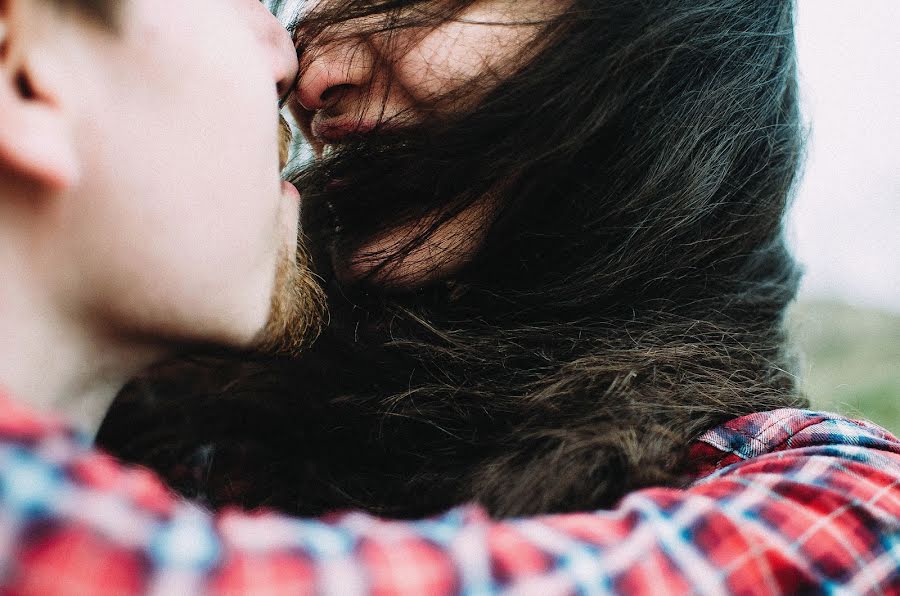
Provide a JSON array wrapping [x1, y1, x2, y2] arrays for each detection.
[[254, 240, 326, 356]]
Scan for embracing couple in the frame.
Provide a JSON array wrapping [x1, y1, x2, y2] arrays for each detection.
[[1, 0, 898, 594]]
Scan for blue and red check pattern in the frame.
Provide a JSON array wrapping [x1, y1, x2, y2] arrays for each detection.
[[0, 389, 897, 595]]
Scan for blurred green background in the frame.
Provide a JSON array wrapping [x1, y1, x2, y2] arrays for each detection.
[[788, 301, 899, 435]]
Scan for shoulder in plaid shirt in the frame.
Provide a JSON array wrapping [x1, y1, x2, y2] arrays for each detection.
[[0, 389, 897, 595]]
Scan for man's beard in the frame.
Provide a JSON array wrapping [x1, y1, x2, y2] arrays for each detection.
[[254, 240, 325, 356], [251, 114, 325, 355]]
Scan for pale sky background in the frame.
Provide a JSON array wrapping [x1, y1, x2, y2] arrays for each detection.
[[791, 0, 899, 313]]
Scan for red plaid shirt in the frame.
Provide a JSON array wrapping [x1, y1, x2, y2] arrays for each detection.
[[0, 388, 897, 595]]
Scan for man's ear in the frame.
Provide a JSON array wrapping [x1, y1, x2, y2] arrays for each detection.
[[0, 0, 80, 192]]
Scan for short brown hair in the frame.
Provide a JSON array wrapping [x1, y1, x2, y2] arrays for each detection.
[[50, 0, 118, 26]]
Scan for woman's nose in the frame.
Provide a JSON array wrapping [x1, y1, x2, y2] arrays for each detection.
[[295, 39, 375, 112]]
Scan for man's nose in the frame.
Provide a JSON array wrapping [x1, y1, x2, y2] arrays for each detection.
[[240, 0, 300, 98], [295, 39, 375, 112]]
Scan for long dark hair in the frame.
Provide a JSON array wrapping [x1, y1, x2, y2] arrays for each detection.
[[98, 0, 807, 518]]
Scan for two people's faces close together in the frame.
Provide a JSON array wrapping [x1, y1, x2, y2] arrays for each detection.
[[114, 0, 557, 351], [7, 4, 900, 594], [96, 0, 809, 520], [21, 0, 552, 370]]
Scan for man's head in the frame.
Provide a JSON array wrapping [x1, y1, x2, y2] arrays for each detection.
[[0, 0, 322, 413]]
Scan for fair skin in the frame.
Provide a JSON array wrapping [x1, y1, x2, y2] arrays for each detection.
[[0, 0, 305, 434], [288, 0, 560, 286]]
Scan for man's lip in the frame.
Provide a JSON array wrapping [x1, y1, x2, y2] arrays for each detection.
[[281, 179, 301, 203]]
